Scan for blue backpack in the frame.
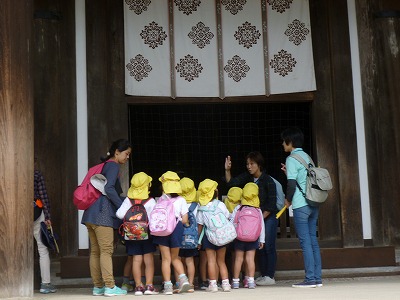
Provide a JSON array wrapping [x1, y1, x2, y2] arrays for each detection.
[[271, 176, 285, 210], [181, 202, 199, 249]]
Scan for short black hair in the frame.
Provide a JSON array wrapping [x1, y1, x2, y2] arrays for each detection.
[[281, 127, 304, 148], [245, 151, 265, 171]]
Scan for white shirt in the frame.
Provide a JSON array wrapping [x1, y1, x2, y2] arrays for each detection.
[[160, 194, 189, 221], [116, 197, 156, 219]]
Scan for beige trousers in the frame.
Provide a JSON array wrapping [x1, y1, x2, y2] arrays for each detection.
[[86, 223, 115, 288]]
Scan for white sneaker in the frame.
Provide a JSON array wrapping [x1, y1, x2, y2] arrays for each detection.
[[256, 276, 276, 286], [221, 282, 231, 292]]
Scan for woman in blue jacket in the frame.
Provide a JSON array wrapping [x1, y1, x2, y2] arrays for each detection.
[[81, 139, 131, 296]]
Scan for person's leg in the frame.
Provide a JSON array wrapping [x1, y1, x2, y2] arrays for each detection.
[[205, 249, 217, 280], [264, 216, 278, 279], [233, 250, 244, 279], [199, 250, 208, 289], [245, 250, 256, 278], [216, 247, 230, 291], [121, 255, 133, 291], [158, 245, 172, 282], [86, 223, 104, 288], [293, 206, 315, 283], [171, 247, 189, 292], [171, 247, 185, 275], [143, 253, 155, 285], [184, 257, 195, 286], [132, 255, 144, 286], [33, 214, 51, 285], [93, 225, 115, 288], [309, 206, 322, 283]]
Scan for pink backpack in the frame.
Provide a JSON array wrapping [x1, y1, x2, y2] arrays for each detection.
[[234, 205, 262, 242], [149, 194, 179, 236], [73, 162, 106, 210]]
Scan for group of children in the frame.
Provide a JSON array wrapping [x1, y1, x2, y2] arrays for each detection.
[[115, 170, 266, 295]]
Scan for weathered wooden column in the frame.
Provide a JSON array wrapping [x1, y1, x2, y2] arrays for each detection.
[[0, 0, 34, 298]]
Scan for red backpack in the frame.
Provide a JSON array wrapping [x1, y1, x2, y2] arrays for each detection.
[[73, 162, 106, 210], [119, 199, 150, 241]]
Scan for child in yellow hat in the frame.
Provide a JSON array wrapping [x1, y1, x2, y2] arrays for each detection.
[[230, 182, 265, 289], [177, 177, 198, 292], [197, 179, 234, 292], [225, 187, 242, 216], [150, 171, 190, 295], [116, 172, 158, 295]]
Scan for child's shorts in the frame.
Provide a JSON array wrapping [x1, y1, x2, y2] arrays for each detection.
[[201, 234, 226, 251], [152, 221, 184, 248], [125, 238, 156, 256], [233, 239, 259, 252], [179, 248, 199, 258]]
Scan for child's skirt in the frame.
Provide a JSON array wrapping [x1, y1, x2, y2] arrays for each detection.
[[233, 239, 259, 252], [152, 221, 184, 248], [125, 238, 156, 256]]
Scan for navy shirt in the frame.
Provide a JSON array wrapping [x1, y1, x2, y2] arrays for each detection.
[[225, 172, 277, 214], [81, 161, 124, 229]]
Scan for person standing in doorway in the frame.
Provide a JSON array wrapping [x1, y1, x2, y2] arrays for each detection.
[[33, 163, 57, 294], [280, 127, 322, 288], [224, 152, 278, 286], [81, 139, 132, 296]]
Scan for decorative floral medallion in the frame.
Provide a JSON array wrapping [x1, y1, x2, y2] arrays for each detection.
[[221, 0, 247, 15], [234, 21, 261, 49], [140, 21, 167, 49], [188, 22, 214, 49], [125, 0, 151, 15], [175, 54, 203, 82], [126, 54, 153, 81], [174, 0, 201, 15], [224, 55, 250, 82], [267, 0, 293, 13], [269, 50, 297, 77], [284, 19, 310, 46]]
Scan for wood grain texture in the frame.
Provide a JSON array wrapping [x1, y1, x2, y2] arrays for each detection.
[[0, 0, 34, 297]]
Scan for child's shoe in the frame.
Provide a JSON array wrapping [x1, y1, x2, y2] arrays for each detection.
[[200, 281, 208, 290], [177, 275, 190, 293], [221, 282, 231, 292], [206, 281, 218, 293], [248, 281, 256, 289], [121, 283, 133, 292], [232, 281, 240, 289], [163, 282, 173, 295], [243, 277, 249, 288], [144, 284, 159, 295], [134, 285, 145, 296]]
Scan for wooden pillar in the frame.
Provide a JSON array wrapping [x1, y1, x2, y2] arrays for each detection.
[[374, 12, 400, 245], [356, 0, 400, 246], [310, 0, 364, 246], [0, 0, 34, 298]]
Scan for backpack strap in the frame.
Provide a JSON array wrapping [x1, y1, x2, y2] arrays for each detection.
[[189, 202, 197, 213], [288, 154, 309, 200]]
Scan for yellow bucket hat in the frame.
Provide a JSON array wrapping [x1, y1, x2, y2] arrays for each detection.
[[241, 182, 260, 208], [159, 171, 182, 194], [198, 179, 218, 206], [179, 177, 197, 203], [225, 187, 242, 213], [127, 172, 152, 200]]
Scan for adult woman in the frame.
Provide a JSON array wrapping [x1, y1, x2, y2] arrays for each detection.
[[81, 139, 132, 296], [224, 151, 278, 286], [280, 127, 322, 288]]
